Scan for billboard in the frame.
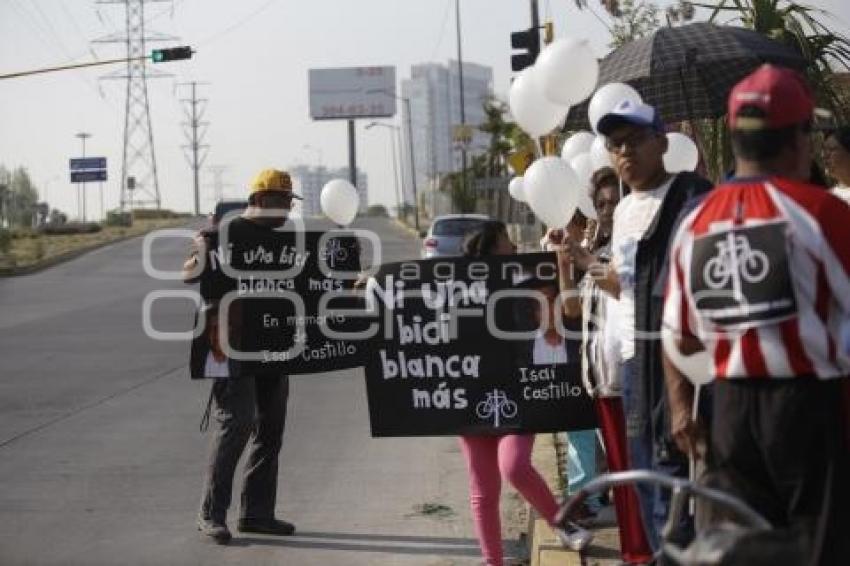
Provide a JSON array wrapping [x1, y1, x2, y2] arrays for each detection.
[[308, 66, 397, 121]]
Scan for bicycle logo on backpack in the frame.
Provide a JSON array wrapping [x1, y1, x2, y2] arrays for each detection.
[[702, 232, 770, 302], [475, 389, 518, 428]]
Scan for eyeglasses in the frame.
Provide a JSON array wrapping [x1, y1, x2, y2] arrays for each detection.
[[262, 192, 294, 203], [604, 128, 655, 153]]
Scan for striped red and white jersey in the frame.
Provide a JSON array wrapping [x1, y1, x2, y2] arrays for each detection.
[[663, 176, 850, 380]]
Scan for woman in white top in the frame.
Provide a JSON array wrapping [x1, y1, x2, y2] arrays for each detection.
[[823, 126, 850, 203]]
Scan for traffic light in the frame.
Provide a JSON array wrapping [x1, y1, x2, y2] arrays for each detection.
[[150, 46, 193, 63], [510, 28, 540, 72]]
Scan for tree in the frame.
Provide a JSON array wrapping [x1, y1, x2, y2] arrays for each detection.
[[8, 167, 39, 227], [478, 97, 514, 178], [589, 1, 695, 47]]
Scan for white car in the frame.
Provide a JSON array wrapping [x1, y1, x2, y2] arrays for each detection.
[[421, 214, 491, 259]]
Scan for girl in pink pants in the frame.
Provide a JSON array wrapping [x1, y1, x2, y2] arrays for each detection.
[[459, 434, 559, 565], [461, 222, 592, 565]]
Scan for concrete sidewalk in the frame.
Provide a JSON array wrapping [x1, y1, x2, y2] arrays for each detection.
[[527, 434, 623, 566]]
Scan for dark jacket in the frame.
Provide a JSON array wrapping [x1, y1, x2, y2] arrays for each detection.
[[633, 171, 713, 464]]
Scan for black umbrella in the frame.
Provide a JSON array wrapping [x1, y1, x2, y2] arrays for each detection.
[[564, 22, 806, 129]]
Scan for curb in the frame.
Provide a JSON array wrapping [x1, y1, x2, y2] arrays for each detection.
[[392, 217, 425, 238], [0, 222, 190, 277], [527, 433, 622, 566]]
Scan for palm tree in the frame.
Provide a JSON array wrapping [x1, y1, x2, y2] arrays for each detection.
[[478, 97, 515, 177], [693, 0, 850, 121]]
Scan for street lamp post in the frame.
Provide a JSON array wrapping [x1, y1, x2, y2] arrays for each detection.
[[75, 132, 91, 222], [365, 122, 403, 218], [370, 89, 419, 232]]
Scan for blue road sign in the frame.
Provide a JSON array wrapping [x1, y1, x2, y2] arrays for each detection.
[[71, 170, 108, 183], [69, 157, 107, 171]]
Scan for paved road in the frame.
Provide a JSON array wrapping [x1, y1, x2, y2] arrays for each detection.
[[0, 217, 524, 566]]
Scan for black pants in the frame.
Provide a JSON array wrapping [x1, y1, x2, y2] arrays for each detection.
[[709, 379, 850, 566], [199, 375, 289, 523]]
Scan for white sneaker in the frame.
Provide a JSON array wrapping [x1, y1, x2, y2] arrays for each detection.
[[553, 521, 593, 552]]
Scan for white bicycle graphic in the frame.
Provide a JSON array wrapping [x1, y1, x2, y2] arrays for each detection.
[[323, 239, 350, 268], [703, 233, 769, 290], [475, 389, 518, 428]]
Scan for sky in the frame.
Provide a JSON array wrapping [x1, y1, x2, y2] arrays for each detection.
[[2, 0, 849, 220]]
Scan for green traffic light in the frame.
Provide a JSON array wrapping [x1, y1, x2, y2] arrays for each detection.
[[150, 46, 192, 63]]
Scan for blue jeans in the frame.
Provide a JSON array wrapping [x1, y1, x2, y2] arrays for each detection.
[[565, 430, 601, 509], [620, 358, 661, 550]]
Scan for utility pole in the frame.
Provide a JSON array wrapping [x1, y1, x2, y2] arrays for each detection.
[[95, 0, 176, 211], [455, 0, 468, 212], [75, 132, 92, 222], [404, 97, 419, 232], [177, 81, 209, 216], [206, 165, 230, 203]]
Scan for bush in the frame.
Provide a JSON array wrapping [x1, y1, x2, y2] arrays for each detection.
[[39, 222, 102, 235], [366, 205, 389, 217], [130, 208, 185, 220], [0, 228, 10, 254], [10, 228, 38, 239], [105, 210, 133, 227]]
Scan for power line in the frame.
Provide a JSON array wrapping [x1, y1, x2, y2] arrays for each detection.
[[177, 81, 211, 216], [196, 0, 279, 46], [430, 0, 453, 61]]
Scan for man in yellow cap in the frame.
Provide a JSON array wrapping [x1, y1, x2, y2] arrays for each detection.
[[184, 168, 302, 544], [244, 168, 302, 227]]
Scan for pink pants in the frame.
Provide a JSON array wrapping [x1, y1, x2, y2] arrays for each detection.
[[459, 434, 559, 566]]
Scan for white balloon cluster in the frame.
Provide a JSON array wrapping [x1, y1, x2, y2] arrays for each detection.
[[506, 37, 600, 227], [320, 179, 359, 226], [505, 34, 700, 228]]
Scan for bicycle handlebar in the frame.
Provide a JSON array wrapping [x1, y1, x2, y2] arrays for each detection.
[[555, 469, 771, 531]]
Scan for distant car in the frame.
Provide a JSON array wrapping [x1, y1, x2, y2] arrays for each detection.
[[421, 214, 491, 259], [210, 200, 248, 226]]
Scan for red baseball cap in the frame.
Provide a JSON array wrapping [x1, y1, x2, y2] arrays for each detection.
[[728, 64, 813, 130]]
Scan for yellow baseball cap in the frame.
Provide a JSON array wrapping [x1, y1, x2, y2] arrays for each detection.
[[249, 169, 302, 198]]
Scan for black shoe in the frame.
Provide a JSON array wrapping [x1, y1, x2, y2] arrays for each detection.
[[197, 516, 232, 545], [237, 517, 296, 536]]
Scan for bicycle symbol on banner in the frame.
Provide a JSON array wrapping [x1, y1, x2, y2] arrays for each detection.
[[702, 232, 769, 301], [323, 238, 350, 269], [475, 389, 518, 428]]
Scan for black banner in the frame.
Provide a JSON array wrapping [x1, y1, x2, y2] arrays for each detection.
[[189, 219, 364, 378], [362, 253, 598, 437]]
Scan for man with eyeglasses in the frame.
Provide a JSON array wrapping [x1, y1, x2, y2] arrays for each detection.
[[569, 99, 712, 551], [663, 65, 850, 565], [184, 169, 303, 544]]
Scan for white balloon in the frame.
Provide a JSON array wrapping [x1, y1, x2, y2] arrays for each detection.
[[590, 135, 613, 171], [561, 131, 595, 162], [569, 153, 598, 220], [663, 132, 700, 173], [588, 82, 642, 133], [535, 38, 599, 106], [661, 325, 713, 386], [508, 176, 526, 202], [523, 156, 580, 228], [320, 179, 359, 226], [509, 67, 569, 138]]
